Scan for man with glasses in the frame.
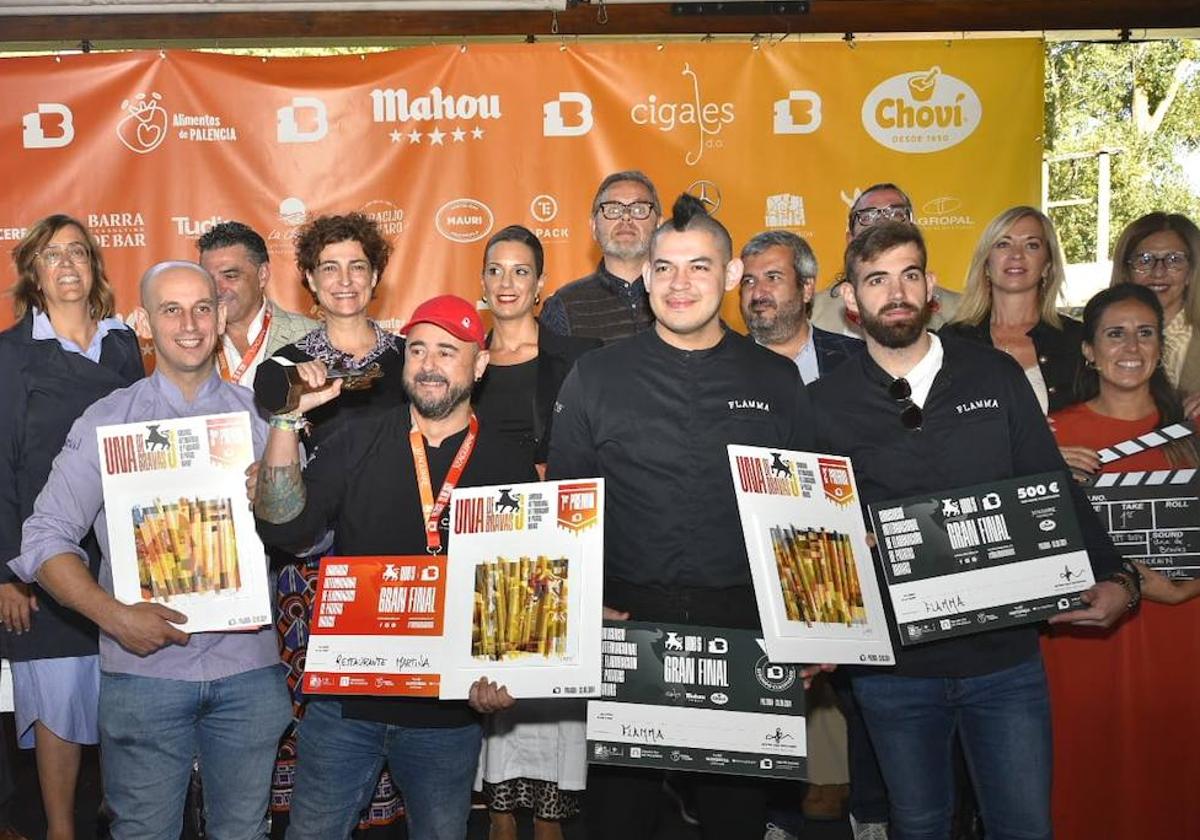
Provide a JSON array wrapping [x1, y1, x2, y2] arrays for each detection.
[[808, 222, 1132, 840], [540, 170, 661, 342], [812, 183, 961, 336]]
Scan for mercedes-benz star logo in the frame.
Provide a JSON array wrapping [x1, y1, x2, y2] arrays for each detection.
[[687, 179, 721, 215]]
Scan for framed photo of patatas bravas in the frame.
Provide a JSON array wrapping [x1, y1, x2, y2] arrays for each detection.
[[729, 445, 895, 666]]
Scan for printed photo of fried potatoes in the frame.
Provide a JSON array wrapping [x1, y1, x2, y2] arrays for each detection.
[[132, 497, 241, 601], [472, 556, 569, 660], [770, 525, 866, 627]]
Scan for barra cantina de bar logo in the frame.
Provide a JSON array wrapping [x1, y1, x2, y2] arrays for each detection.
[[861, 66, 981, 153]]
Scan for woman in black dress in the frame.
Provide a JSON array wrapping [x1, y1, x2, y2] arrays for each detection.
[[473, 225, 599, 840]]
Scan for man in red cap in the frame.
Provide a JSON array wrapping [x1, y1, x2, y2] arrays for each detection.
[[254, 294, 535, 840]]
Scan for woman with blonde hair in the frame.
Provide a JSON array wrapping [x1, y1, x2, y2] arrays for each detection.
[[1, 214, 144, 840], [941, 205, 1082, 413], [1108, 211, 1200, 417]]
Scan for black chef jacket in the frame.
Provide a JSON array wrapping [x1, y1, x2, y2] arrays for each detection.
[[547, 325, 815, 591], [810, 334, 1121, 678], [256, 404, 537, 727]]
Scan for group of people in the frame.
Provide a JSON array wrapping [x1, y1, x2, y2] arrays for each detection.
[[0, 168, 1196, 840]]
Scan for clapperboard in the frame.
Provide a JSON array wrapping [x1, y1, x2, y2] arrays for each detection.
[[1085, 422, 1199, 580]]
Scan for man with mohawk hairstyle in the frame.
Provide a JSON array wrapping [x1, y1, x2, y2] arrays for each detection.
[[548, 194, 816, 840]]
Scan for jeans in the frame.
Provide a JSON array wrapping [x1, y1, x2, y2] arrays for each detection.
[[286, 700, 482, 840], [832, 673, 890, 824], [852, 655, 1052, 840], [99, 664, 292, 840]]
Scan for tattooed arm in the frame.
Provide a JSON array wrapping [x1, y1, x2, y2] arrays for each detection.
[[255, 431, 307, 524]]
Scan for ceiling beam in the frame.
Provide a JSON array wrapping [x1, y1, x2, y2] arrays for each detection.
[[0, 1, 1196, 43]]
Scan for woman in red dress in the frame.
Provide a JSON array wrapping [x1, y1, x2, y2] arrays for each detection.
[[1047, 282, 1200, 840]]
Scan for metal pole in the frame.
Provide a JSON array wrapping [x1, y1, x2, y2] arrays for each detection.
[[1097, 150, 1111, 262]]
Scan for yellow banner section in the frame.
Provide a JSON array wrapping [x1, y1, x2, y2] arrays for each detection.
[[0, 40, 1042, 331]]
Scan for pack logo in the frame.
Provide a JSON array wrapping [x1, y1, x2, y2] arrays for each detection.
[[86, 212, 146, 248], [916, 195, 974, 229], [22, 103, 74, 149], [543, 92, 593, 137], [117, 93, 169, 154], [435, 198, 494, 244], [278, 96, 328, 143], [530, 194, 569, 242], [773, 90, 822, 135], [765, 194, 806, 228], [372, 86, 498, 146], [630, 63, 735, 166], [861, 66, 982, 154]]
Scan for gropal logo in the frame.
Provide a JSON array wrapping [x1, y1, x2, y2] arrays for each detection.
[[861, 66, 982, 154]]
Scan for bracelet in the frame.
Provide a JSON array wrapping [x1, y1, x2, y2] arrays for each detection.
[[1108, 571, 1141, 612], [269, 412, 308, 433]]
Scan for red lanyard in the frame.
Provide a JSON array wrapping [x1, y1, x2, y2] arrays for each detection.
[[216, 306, 272, 384], [409, 413, 478, 554]]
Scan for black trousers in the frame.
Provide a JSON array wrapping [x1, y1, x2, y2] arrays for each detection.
[[585, 579, 768, 840]]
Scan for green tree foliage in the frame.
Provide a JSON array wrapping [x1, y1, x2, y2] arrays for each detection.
[[1045, 40, 1200, 263]]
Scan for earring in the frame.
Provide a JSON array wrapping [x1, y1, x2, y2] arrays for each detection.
[[534, 293, 541, 305], [1083, 358, 1096, 369]]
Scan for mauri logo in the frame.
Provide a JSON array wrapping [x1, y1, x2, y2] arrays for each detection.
[[117, 92, 169, 154], [22, 103, 74, 149], [765, 194, 806, 228], [435, 198, 494, 244], [278, 96, 328, 143], [861, 66, 982, 153], [543, 92, 593, 137], [773, 90, 822, 135], [630, 63, 735, 166]]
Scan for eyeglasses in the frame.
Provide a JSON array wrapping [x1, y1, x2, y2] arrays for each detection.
[[888, 377, 923, 431], [1128, 251, 1189, 275], [853, 205, 912, 229], [37, 243, 90, 267], [597, 201, 656, 221]]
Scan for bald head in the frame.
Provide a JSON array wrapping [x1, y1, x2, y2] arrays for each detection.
[[140, 260, 216, 308]]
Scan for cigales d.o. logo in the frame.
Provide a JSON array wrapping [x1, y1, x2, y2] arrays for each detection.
[[861, 66, 982, 154]]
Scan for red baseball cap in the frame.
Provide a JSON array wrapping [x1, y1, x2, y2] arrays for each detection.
[[400, 294, 486, 349]]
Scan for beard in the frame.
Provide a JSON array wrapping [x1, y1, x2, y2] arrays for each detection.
[[403, 371, 472, 420], [601, 230, 650, 263], [857, 300, 933, 348], [746, 297, 807, 346]]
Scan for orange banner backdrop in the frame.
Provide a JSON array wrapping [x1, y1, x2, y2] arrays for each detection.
[[0, 40, 1043, 331]]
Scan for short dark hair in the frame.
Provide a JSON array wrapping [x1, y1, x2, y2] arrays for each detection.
[[591, 170, 661, 216], [483, 224, 544, 278], [651, 194, 732, 263], [848, 182, 913, 231], [843, 221, 927, 286], [295, 213, 391, 296], [197, 221, 268, 265]]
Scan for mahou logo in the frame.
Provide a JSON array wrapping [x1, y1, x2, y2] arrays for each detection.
[[861, 66, 981, 154], [117, 92, 169, 154]]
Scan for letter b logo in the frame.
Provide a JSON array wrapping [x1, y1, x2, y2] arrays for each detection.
[[22, 103, 74, 149], [773, 91, 822, 135], [543, 92, 593, 137], [277, 97, 328, 143]]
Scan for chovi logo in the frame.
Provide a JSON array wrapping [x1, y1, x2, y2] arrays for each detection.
[[861, 66, 981, 154], [435, 198, 494, 244]]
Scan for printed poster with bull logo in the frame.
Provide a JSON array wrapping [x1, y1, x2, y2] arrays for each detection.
[[869, 471, 1095, 646], [439, 479, 605, 699], [728, 446, 894, 665], [587, 621, 807, 779], [97, 411, 271, 633]]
